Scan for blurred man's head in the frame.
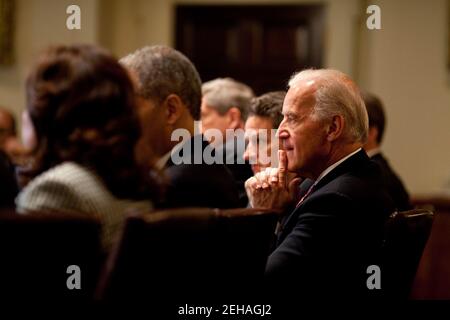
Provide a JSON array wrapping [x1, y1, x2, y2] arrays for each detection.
[[121, 45, 202, 162], [0, 107, 16, 150], [278, 69, 368, 179], [361, 91, 386, 152], [244, 91, 285, 173], [201, 78, 254, 144]]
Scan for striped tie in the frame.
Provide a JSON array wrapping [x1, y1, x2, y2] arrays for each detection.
[[295, 184, 315, 208]]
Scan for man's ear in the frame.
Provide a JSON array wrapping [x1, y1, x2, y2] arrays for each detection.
[[326, 114, 345, 142], [367, 126, 379, 144], [227, 107, 242, 129], [164, 94, 184, 125]]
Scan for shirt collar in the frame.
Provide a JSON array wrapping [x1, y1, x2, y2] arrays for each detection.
[[314, 147, 362, 186], [155, 141, 185, 170], [366, 147, 381, 158]]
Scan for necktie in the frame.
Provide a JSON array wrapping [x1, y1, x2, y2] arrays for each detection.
[[295, 184, 315, 208], [275, 184, 316, 236], [274, 183, 317, 237]]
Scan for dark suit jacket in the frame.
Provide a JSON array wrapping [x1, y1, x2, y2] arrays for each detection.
[[371, 152, 411, 211], [217, 137, 253, 207], [0, 151, 18, 208], [265, 150, 395, 299], [158, 135, 240, 209]]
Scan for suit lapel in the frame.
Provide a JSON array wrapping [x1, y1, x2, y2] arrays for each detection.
[[277, 150, 370, 244]]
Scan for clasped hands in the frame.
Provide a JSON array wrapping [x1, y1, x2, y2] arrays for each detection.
[[245, 150, 302, 209]]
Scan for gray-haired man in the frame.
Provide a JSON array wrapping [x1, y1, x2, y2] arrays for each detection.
[[201, 78, 254, 206]]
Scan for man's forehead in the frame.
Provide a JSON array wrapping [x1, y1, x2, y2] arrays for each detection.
[[289, 77, 317, 96], [283, 81, 316, 112], [245, 115, 273, 129], [200, 102, 217, 115]]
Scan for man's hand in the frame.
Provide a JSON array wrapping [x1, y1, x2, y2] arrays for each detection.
[[245, 150, 302, 209]]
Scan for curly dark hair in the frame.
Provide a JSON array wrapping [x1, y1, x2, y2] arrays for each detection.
[[249, 91, 286, 128], [20, 44, 158, 200]]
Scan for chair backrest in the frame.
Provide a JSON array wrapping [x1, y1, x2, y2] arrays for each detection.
[[0, 210, 102, 300], [410, 196, 450, 299], [96, 207, 278, 301], [381, 209, 434, 299]]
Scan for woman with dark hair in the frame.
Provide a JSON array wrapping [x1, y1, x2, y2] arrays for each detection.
[[16, 44, 158, 249]]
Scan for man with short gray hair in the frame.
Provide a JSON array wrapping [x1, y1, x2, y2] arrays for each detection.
[[245, 69, 394, 298], [121, 46, 239, 208], [201, 77, 254, 137], [201, 77, 254, 206]]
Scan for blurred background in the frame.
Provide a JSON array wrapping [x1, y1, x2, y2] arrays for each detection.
[[0, 0, 449, 196]]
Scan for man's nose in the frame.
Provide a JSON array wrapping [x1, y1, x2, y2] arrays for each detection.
[[276, 119, 287, 138], [278, 131, 289, 139], [276, 125, 289, 140]]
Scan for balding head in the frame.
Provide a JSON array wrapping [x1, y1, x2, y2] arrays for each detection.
[[278, 69, 368, 178], [288, 69, 368, 144]]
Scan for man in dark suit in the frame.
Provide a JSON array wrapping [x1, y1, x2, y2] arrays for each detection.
[[246, 69, 395, 299], [121, 46, 239, 209], [163, 134, 239, 208], [362, 91, 411, 211], [243, 91, 286, 174], [201, 78, 255, 207]]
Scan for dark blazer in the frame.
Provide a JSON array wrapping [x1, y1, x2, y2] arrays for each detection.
[[371, 152, 411, 211], [158, 134, 240, 209], [217, 137, 253, 207], [0, 151, 18, 208], [265, 150, 395, 299]]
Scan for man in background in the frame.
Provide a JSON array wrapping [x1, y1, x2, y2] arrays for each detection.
[[201, 78, 254, 206], [362, 91, 411, 211], [243, 91, 286, 174], [121, 46, 239, 209]]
